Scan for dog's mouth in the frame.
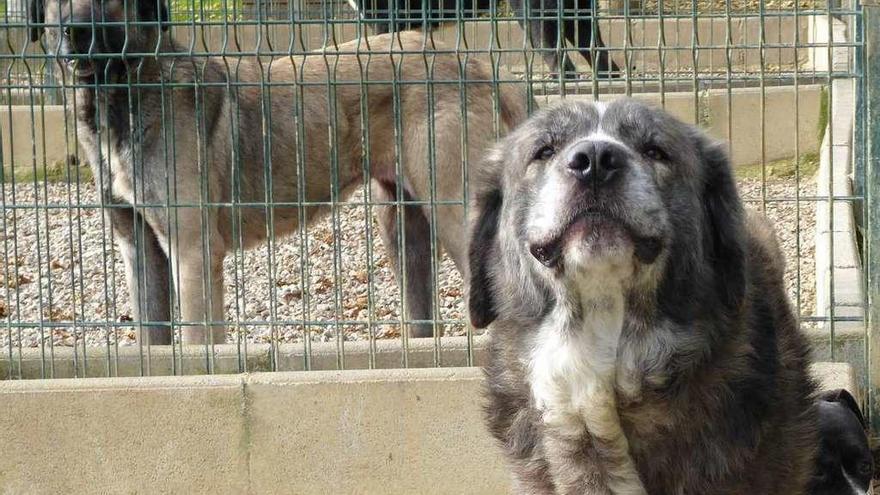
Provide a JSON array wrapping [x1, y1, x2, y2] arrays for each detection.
[[529, 210, 663, 269]]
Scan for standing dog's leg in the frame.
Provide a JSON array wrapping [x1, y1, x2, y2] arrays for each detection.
[[570, 11, 621, 76], [364, 0, 392, 34], [372, 179, 436, 338], [168, 210, 226, 345], [108, 205, 172, 345], [516, 0, 577, 77]]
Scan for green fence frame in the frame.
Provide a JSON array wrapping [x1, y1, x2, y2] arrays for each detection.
[[864, 0, 880, 431], [0, 0, 872, 425]]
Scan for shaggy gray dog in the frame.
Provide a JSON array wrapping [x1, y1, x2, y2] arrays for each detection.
[[469, 99, 818, 494]]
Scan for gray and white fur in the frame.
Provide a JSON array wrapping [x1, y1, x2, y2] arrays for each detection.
[[468, 99, 818, 494]]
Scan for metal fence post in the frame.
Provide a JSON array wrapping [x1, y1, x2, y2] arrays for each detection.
[[864, 0, 880, 432]]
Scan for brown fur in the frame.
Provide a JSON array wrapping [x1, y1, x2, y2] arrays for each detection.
[[31, 0, 528, 343]]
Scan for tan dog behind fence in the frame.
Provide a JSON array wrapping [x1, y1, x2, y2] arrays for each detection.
[[29, 0, 528, 343]]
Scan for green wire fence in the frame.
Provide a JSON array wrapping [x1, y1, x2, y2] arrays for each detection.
[[0, 0, 876, 426]]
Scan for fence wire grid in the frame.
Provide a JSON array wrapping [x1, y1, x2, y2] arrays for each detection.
[[0, 0, 876, 421]]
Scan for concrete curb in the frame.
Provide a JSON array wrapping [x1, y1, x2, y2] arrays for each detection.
[[148, 17, 809, 73], [0, 336, 491, 379], [0, 362, 857, 494], [811, 12, 865, 384], [0, 330, 851, 380]]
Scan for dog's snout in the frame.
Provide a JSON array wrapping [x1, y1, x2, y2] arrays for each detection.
[[567, 150, 591, 174], [565, 140, 626, 186]]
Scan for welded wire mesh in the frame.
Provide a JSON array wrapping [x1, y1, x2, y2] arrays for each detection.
[[0, 0, 870, 405]]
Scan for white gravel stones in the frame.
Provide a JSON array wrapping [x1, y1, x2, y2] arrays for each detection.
[[0, 174, 817, 349]]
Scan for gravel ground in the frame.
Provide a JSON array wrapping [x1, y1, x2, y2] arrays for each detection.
[[636, 0, 824, 13], [0, 174, 815, 349], [739, 175, 817, 319]]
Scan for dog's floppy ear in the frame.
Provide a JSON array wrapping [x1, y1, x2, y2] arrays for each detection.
[[467, 156, 504, 329], [138, 0, 170, 31], [699, 135, 747, 311], [821, 388, 868, 429], [29, 0, 44, 42]]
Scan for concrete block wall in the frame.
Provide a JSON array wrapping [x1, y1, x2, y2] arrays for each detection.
[[167, 16, 808, 74], [2, 13, 829, 170], [549, 84, 822, 166], [1, 83, 822, 171], [0, 336, 492, 379], [0, 105, 79, 170], [812, 76, 865, 380], [0, 363, 858, 494], [0, 368, 510, 494]]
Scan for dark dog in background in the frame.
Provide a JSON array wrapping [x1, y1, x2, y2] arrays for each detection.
[[29, 0, 527, 344], [809, 389, 874, 495], [349, 0, 620, 78], [469, 99, 817, 493], [348, 0, 490, 33], [510, 0, 621, 77]]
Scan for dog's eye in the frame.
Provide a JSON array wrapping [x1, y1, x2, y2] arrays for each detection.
[[644, 146, 667, 161], [858, 461, 873, 476], [533, 146, 555, 162]]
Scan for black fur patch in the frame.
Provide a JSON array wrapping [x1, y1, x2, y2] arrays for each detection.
[[468, 188, 502, 328]]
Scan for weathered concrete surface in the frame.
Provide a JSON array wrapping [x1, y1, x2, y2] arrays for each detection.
[[2, 84, 821, 174], [0, 336, 492, 379], [166, 16, 807, 74], [546, 83, 823, 165], [807, 14, 853, 73], [811, 361, 859, 400], [0, 363, 856, 494], [245, 369, 507, 495], [0, 374, 250, 494], [811, 41, 864, 382], [0, 105, 78, 169], [0, 368, 509, 495], [2, 328, 846, 381]]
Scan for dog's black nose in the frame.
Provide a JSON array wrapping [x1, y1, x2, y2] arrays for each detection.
[[565, 140, 625, 186]]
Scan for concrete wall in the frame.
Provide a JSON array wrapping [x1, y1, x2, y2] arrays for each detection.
[[167, 16, 808, 74], [2, 13, 824, 170], [0, 331, 841, 381], [0, 105, 78, 170], [0, 336, 492, 379], [1, 84, 821, 171], [554, 84, 822, 166], [811, 45, 865, 386], [0, 363, 856, 494], [0, 368, 510, 495]]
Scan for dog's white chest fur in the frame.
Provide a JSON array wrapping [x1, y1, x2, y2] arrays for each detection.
[[527, 268, 647, 494], [529, 289, 624, 437], [528, 265, 627, 432], [77, 120, 136, 205]]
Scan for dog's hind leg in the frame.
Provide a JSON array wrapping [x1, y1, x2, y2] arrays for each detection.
[[524, 8, 577, 77], [372, 179, 436, 338], [569, 13, 621, 77], [167, 210, 227, 345], [108, 205, 172, 345]]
